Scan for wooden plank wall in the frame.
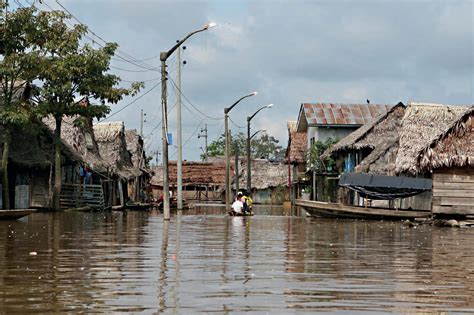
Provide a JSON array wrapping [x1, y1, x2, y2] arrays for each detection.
[[432, 167, 474, 215]]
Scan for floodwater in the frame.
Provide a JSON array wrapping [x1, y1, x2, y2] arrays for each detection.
[[0, 206, 473, 314]]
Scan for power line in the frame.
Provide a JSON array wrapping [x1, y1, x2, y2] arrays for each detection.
[[229, 117, 245, 129], [48, 0, 159, 71], [101, 81, 161, 122], [169, 78, 222, 121]]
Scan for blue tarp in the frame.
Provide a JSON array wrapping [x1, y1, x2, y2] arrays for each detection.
[[338, 173, 432, 200]]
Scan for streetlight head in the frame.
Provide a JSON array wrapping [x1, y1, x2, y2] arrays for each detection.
[[266, 104, 274, 108], [251, 91, 258, 96], [205, 22, 217, 29]]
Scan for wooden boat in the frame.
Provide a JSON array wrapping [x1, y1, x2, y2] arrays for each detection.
[[295, 199, 430, 220], [228, 210, 254, 217], [0, 209, 36, 220], [125, 203, 151, 211]]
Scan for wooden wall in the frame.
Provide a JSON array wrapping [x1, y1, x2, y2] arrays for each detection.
[[432, 167, 474, 215]]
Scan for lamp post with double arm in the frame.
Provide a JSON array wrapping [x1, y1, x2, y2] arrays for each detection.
[[247, 104, 273, 194], [160, 22, 216, 220], [224, 91, 257, 209]]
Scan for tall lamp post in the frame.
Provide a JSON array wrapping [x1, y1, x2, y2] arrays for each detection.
[[224, 91, 257, 209], [160, 22, 216, 220], [247, 104, 273, 193]]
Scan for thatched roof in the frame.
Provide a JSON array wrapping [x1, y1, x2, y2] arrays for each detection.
[[93, 121, 136, 178], [322, 102, 406, 160], [9, 124, 83, 168], [395, 103, 470, 175], [125, 129, 145, 169], [43, 115, 108, 172], [418, 106, 473, 171], [151, 161, 230, 187], [286, 121, 307, 164], [238, 159, 288, 189]]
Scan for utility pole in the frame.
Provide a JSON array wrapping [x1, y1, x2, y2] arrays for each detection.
[[198, 124, 208, 161], [160, 22, 216, 220], [176, 43, 183, 210], [140, 109, 146, 137], [234, 142, 239, 193]]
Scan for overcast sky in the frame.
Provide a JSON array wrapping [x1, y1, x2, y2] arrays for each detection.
[[28, 0, 473, 162]]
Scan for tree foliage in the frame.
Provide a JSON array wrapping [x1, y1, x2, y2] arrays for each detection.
[[307, 137, 339, 171], [202, 131, 285, 161], [1, 4, 142, 209]]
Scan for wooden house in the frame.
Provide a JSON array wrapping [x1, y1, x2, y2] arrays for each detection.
[[285, 121, 307, 201], [151, 160, 229, 203], [321, 102, 471, 213], [417, 106, 473, 216], [93, 121, 137, 206], [238, 159, 288, 204], [124, 129, 151, 203], [3, 124, 86, 209], [43, 114, 112, 209]]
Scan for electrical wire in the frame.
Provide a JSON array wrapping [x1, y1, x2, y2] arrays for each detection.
[[169, 78, 222, 121], [229, 117, 245, 129], [101, 81, 161, 121]]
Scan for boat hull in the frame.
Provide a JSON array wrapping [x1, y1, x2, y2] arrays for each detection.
[[295, 199, 430, 220], [0, 209, 36, 220]]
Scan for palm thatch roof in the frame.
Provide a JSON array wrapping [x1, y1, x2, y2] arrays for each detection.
[[286, 121, 307, 164], [151, 160, 230, 187], [395, 103, 470, 175], [321, 102, 405, 161], [9, 123, 85, 168], [93, 121, 137, 178], [238, 159, 288, 189], [43, 115, 108, 172], [418, 106, 473, 171], [124, 129, 145, 169]]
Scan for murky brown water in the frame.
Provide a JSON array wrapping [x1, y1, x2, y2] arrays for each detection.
[[0, 207, 473, 314]]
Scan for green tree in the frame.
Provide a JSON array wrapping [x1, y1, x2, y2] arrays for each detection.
[[307, 137, 339, 171], [30, 10, 142, 210], [251, 133, 284, 161], [202, 131, 285, 161], [0, 5, 47, 209]]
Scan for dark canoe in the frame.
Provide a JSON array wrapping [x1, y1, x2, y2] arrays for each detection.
[[0, 209, 36, 220], [295, 199, 431, 220], [228, 211, 254, 217], [125, 203, 151, 211]]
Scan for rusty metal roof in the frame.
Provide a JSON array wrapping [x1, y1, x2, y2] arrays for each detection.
[[302, 103, 393, 126]]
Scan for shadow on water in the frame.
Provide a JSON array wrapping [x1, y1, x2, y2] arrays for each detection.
[[0, 207, 473, 313]]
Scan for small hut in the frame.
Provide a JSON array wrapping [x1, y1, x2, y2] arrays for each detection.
[[124, 129, 150, 203], [285, 121, 308, 201], [43, 114, 113, 209], [93, 121, 137, 206], [417, 106, 474, 216], [151, 160, 229, 203], [239, 159, 288, 204]]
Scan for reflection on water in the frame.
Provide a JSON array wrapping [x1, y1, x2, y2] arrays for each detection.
[[0, 207, 473, 313]]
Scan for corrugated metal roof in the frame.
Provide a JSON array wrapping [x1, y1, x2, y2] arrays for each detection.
[[302, 103, 393, 126]]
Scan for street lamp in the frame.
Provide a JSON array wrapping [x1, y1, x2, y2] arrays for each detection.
[[224, 91, 257, 209], [247, 104, 273, 194], [160, 22, 216, 220]]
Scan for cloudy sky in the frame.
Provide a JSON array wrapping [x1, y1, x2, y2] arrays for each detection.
[[26, 0, 473, 162]]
